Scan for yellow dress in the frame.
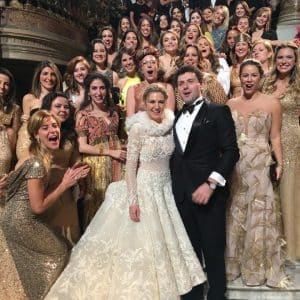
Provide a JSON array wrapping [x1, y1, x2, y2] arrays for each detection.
[[41, 140, 81, 247], [76, 108, 123, 230], [0, 157, 68, 300]]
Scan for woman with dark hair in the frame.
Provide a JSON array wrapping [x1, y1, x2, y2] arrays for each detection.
[[229, 0, 251, 28], [64, 56, 91, 110], [99, 26, 118, 67], [0, 110, 88, 299], [170, 4, 186, 24], [220, 28, 239, 66], [88, 38, 119, 88], [170, 17, 184, 39], [126, 47, 175, 116], [156, 13, 170, 36], [16, 60, 62, 160], [137, 15, 159, 49], [119, 29, 141, 52], [117, 16, 132, 47], [226, 59, 286, 287], [113, 47, 141, 109], [76, 72, 126, 230], [0, 68, 21, 213], [41, 91, 85, 246]]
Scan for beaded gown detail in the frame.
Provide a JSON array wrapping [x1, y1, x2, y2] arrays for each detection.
[[0, 104, 20, 214], [226, 110, 286, 287], [275, 93, 300, 260], [76, 108, 122, 230], [0, 158, 68, 300], [41, 140, 81, 247], [46, 110, 206, 300]]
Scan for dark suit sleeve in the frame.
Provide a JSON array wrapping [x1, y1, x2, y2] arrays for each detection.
[[213, 105, 239, 180]]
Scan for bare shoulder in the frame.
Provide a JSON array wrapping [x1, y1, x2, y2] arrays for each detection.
[[226, 97, 240, 109], [23, 93, 36, 102]]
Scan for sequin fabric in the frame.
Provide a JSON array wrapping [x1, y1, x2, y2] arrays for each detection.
[[226, 110, 286, 287], [46, 110, 206, 300], [0, 158, 69, 300], [76, 108, 123, 230], [262, 91, 300, 261]]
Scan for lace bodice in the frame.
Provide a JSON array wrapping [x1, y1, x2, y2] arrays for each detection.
[[125, 110, 174, 204]]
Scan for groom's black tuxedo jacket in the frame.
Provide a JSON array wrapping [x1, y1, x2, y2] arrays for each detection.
[[171, 101, 239, 203]]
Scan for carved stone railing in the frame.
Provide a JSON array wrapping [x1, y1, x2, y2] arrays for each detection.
[[0, 6, 89, 64]]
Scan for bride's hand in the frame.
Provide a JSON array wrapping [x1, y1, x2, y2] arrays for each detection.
[[129, 204, 140, 222]]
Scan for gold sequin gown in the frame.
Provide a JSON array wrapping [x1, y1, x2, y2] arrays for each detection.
[[0, 158, 69, 300], [226, 110, 286, 287], [41, 140, 81, 247], [0, 104, 20, 214], [76, 108, 122, 230], [230, 65, 242, 98], [46, 110, 206, 300], [274, 93, 300, 261]]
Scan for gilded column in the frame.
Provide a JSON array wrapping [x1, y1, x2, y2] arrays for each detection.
[[278, 0, 300, 25]]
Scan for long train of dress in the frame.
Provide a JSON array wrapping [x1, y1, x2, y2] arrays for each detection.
[[46, 110, 206, 299]]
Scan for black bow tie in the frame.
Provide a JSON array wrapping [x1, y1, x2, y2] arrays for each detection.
[[182, 100, 203, 114]]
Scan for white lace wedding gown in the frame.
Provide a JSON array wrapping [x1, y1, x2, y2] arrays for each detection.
[[46, 110, 206, 300]]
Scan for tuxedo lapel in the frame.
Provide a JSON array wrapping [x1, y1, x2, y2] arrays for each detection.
[[173, 110, 184, 155], [185, 101, 208, 153]]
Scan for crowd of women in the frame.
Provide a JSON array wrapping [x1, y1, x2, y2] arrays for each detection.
[[0, 0, 299, 299]]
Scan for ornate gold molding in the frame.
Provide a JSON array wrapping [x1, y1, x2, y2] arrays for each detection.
[[0, 7, 89, 64]]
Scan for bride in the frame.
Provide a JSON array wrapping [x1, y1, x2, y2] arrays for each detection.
[[46, 84, 206, 300]]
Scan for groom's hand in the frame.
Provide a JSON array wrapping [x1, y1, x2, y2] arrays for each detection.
[[192, 183, 214, 205]]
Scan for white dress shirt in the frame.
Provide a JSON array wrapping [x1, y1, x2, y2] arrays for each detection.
[[175, 98, 226, 186]]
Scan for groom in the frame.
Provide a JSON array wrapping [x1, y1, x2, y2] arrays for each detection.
[[171, 65, 239, 300]]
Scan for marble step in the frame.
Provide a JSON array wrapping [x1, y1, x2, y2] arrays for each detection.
[[227, 266, 300, 300]]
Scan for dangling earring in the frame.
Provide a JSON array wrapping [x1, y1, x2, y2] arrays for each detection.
[[36, 136, 40, 144]]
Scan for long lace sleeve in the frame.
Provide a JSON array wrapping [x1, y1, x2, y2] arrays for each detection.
[[125, 123, 142, 205]]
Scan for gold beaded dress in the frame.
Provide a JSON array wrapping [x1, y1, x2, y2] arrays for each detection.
[[226, 110, 286, 287], [41, 141, 81, 247], [76, 107, 122, 230], [46, 110, 206, 300], [266, 91, 300, 261], [0, 157, 68, 300], [0, 104, 21, 214]]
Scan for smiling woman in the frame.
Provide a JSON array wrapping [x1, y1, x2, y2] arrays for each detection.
[[126, 47, 175, 116], [41, 92, 83, 246], [45, 84, 206, 299], [16, 61, 62, 160], [0, 110, 89, 299], [75, 71, 124, 230], [226, 59, 287, 288]]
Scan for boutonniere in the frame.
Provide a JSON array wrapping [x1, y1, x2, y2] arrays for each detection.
[[203, 118, 212, 125]]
